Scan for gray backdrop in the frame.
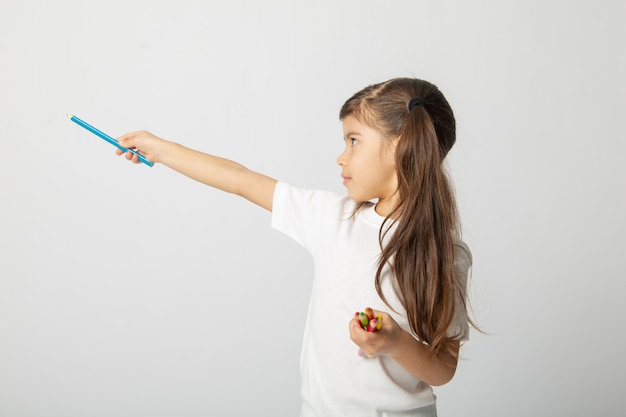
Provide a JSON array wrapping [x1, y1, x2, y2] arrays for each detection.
[[1, 1, 624, 416]]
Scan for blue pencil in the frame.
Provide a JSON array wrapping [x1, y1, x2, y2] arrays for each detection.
[[67, 114, 154, 167]]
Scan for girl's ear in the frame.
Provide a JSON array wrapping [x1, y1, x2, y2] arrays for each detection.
[[390, 136, 401, 164]]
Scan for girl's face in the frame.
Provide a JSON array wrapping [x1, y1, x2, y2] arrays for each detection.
[[337, 115, 400, 216]]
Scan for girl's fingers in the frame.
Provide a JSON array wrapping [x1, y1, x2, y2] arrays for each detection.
[[128, 151, 141, 163], [123, 150, 139, 163]]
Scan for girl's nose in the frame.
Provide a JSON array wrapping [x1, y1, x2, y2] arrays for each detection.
[[337, 148, 347, 166]]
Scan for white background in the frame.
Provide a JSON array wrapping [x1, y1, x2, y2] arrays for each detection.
[[1, 1, 624, 416]]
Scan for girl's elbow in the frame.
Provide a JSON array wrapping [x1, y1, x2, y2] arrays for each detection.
[[429, 366, 457, 387]]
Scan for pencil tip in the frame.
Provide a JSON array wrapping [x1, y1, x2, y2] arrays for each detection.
[[66, 113, 73, 119]]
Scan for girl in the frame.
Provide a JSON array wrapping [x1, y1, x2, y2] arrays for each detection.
[[117, 77, 473, 417]]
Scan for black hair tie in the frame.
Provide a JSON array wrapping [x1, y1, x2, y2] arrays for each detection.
[[408, 97, 426, 111]]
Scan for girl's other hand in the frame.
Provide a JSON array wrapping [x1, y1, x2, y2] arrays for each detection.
[[349, 310, 402, 358], [116, 130, 165, 164]]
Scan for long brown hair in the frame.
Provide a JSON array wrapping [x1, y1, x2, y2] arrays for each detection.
[[340, 77, 467, 362]]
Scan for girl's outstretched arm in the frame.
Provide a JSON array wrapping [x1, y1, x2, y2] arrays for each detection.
[[349, 311, 459, 386], [116, 131, 277, 211]]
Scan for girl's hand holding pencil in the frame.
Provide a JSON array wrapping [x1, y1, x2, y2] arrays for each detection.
[[67, 115, 155, 167], [116, 130, 167, 165], [351, 307, 398, 358]]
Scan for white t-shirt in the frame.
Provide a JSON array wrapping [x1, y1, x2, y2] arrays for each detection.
[[271, 182, 471, 417]]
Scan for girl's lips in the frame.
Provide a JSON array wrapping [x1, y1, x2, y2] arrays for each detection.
[[342, 175, 351, 185]]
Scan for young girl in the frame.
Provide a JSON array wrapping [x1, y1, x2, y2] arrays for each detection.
[[116, 77, 473, 417]]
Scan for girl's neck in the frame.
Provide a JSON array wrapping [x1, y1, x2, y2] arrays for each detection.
[[375, 196, 400, 219]]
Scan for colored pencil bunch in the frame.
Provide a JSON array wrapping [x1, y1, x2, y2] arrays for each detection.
[[355, 307, 382, 358], [355, 307, 382, 332]]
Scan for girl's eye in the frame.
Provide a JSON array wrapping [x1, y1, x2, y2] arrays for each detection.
[[350, 138, 358, 146]]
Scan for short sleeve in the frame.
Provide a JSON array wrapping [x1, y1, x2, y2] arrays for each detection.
[[271, 182, 347, 254], [271, 181, 312, 249]]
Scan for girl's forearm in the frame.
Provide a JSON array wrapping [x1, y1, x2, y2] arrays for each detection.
[[159, 141, 277, 211], [389, 330, 459, 386], [159, 141, 245, 192]]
